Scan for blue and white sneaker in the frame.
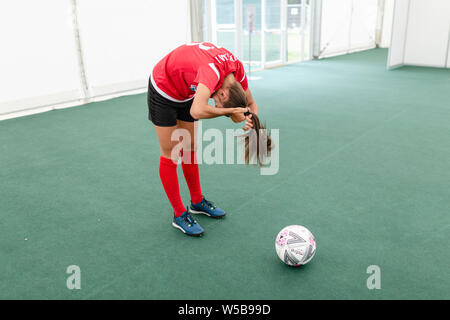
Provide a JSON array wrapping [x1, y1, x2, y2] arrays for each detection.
[[172, 209, 204, 237], [189, 196, 226, 219]]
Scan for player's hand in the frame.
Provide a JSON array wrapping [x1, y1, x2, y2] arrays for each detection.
[[229, 108, 246, 123], [242, 113, 254, 131]]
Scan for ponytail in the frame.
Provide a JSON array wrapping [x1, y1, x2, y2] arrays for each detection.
[[243, 111, 272, 166], [224, 81, 273, 166]]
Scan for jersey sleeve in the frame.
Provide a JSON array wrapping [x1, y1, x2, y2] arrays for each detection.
[[193, 63, 220, 95], [234, 60, 248, 91]]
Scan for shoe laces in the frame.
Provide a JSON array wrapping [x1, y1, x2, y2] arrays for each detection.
[[202, 198, 216, 210], [183, 212, 195, 226]]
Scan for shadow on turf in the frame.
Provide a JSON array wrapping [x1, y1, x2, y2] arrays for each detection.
[[272, 256, 316, 272]]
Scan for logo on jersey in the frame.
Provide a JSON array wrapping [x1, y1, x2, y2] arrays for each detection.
[[189, 84, 197, 92]]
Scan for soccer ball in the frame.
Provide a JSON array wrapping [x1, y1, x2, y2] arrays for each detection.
[[275, 225, 316, 267]]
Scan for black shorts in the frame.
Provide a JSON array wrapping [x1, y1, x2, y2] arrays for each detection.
[[147, 77, 197, 127]]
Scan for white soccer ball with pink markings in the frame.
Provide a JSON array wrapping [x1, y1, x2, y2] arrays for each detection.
[[275, 225, 316, 267]]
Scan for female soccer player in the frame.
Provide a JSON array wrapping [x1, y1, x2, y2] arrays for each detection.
[[148, 42, 269, 237]]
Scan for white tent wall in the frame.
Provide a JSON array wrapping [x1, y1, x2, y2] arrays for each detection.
[[0, 0, 83, 115], [387, 0, 409, 67], [76, 0, 190, 98], [447, 36, 450, 68], [403, 0, 450, 68], [0, 0, 191, 119], [319, 0, 352, 57], [318, 0, 378, 58], [379, 0, 394, 48], [349, 0, 378, 50], [388, 0, 450, 69]]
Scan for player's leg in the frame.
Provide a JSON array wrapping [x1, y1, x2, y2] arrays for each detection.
[[148, 82, 204, 236], [154, 124, 185, 216], [176, 116, 226, 219], [177, 120, 202, 203], [154, 124, 204, 236]]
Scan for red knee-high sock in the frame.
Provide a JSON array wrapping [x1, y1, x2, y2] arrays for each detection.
[[159, 156, 186, 217], [181, 150, 203, 204]]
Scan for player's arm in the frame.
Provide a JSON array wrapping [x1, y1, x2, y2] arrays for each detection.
[[245, 87, 258, 115], [242, 87, 258, 130], [190, 83, 243, 120]]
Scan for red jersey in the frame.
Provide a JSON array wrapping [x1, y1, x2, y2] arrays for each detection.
[[151, 42, 248, 102]]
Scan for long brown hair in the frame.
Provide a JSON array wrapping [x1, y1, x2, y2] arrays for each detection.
[[223, 81, 273, 166]]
